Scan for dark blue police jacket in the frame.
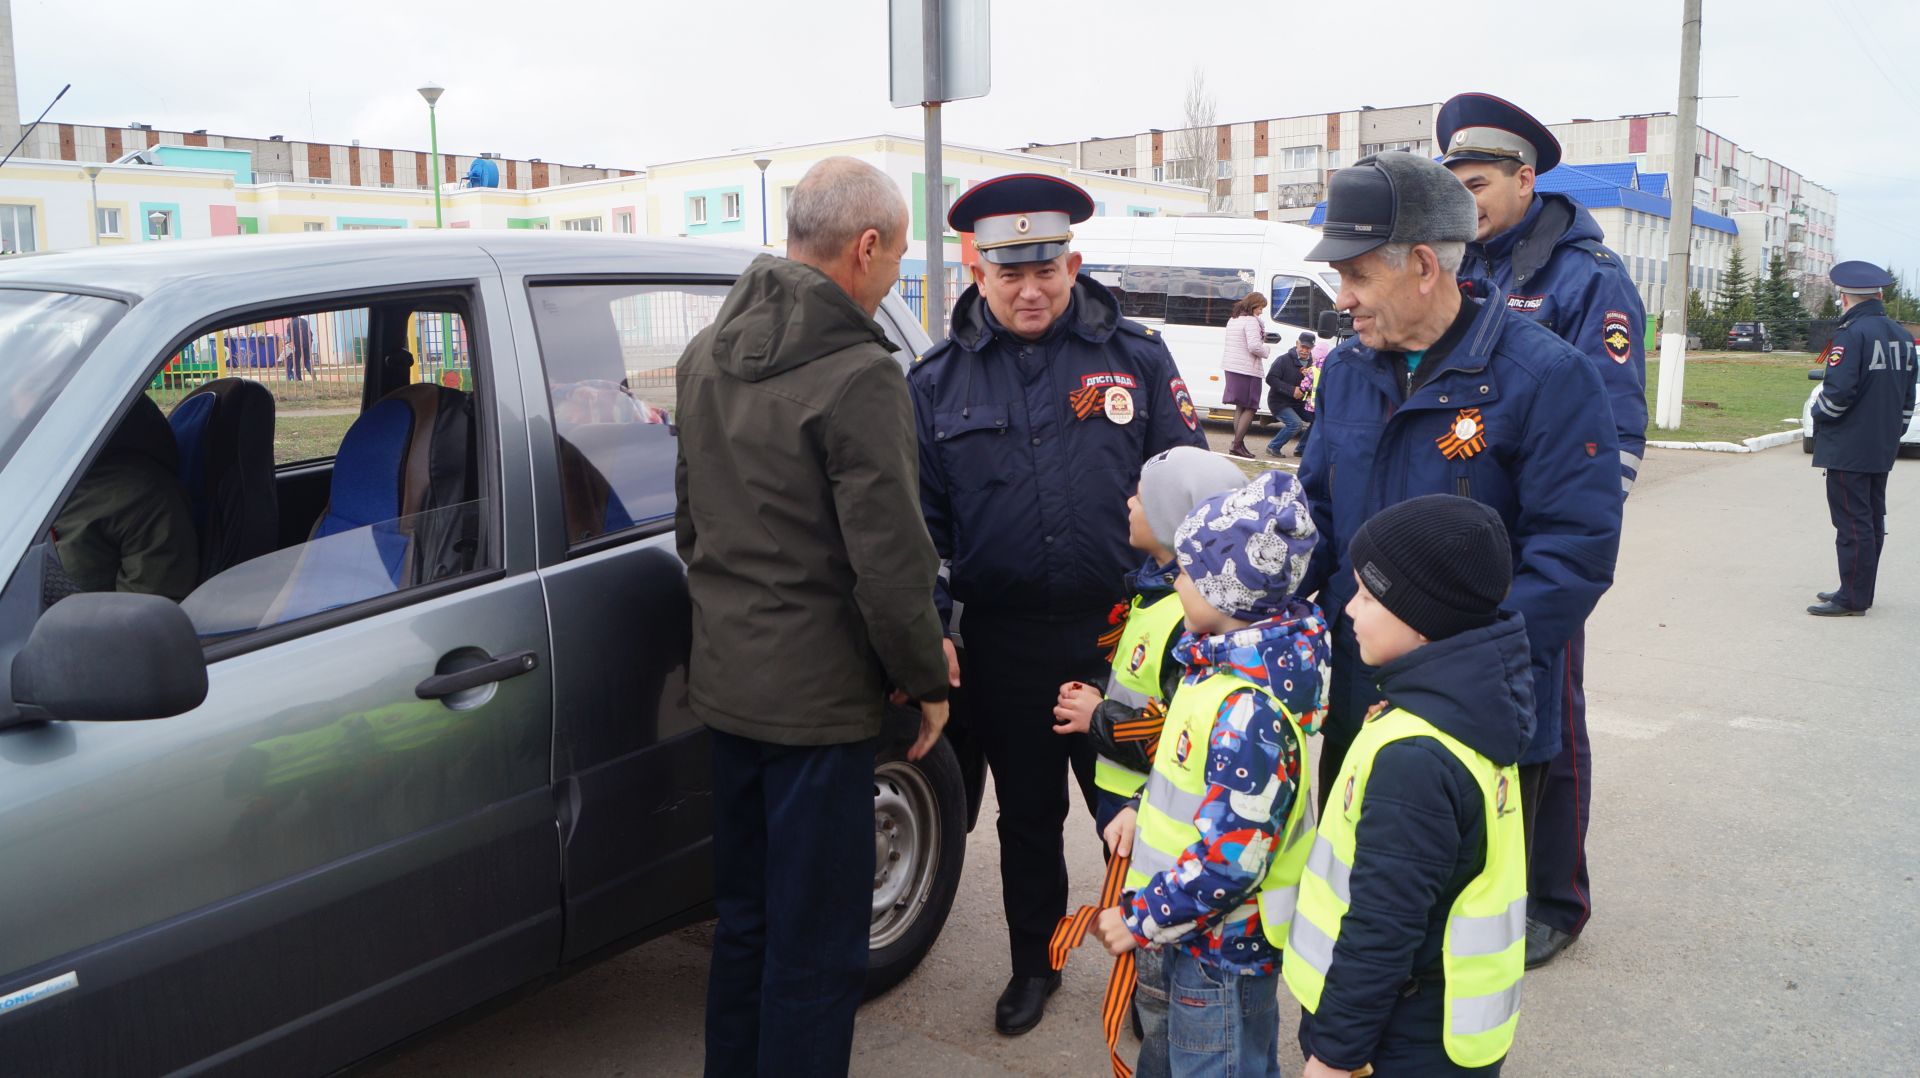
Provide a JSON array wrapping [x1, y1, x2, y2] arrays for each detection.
[[1459, 193, 1649, 498], [910, 276, 1207, 628], [1297, 292, 1622, 765], [1811, 297, 1918, 473]]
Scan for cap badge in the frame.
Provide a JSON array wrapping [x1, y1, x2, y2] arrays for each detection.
[[1437, 408, 1488, 461], [1014, 215, 1031, 234]]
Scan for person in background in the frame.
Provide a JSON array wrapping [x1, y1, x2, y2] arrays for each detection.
[[283, 315, 315, 382], [50, 394, 199, 602], [1221, 292, 1269, 459], [1265, 331, 1316, 458]]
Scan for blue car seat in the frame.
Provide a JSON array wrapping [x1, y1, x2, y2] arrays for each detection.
[[168, 378, 278, 581]]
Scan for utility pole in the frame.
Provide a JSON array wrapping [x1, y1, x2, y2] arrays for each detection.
[[1654, 0, 1702, 430], [921, 0, 946, 339]]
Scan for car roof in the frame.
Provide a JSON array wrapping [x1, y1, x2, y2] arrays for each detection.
[[0, 230, 765, 303]]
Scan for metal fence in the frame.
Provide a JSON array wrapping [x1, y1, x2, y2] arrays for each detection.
[[148, 309, 473, 409], [895, 270, 961, 332]]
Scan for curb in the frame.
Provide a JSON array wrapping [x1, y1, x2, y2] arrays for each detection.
[[1647, 429, 1804, 454]]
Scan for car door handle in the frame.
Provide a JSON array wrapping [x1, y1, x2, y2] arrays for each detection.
[[416, 650, 540, 700]]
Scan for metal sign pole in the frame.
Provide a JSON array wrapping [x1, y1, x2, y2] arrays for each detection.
[[922, 0, 946, 339]]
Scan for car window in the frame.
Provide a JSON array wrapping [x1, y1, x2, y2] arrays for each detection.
[[36, 295, 496, 645], [528, 281, 727, 545], [1270, 274, 1333, 328], [0, 288, 127, 474]]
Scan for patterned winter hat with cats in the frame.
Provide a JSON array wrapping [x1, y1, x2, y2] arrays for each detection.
[[1173, 470, 1318, 621]]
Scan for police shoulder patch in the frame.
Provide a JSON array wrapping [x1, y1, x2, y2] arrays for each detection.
[[1826, 344, 1845, 367], [1602, 310, 1633, 364]]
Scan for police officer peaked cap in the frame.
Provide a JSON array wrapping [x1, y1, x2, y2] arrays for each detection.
[[1306, 151, 1478, 263], [948, 173, 1096, 265], [1830, 260, 1896, 296], [1437, 92, 1562, 175]]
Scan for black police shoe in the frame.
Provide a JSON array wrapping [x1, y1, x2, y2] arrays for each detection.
[[1816, 591, 1838, 603], [1807, 600, 1865, 617], [994, 972, 1062, 1035], [1524, 918, 1577, 969]]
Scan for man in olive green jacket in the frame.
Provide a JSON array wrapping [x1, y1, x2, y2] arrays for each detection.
[[674, 156, 953, 1078]]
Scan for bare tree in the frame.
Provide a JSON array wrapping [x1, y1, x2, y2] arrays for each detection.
[[1171, 67, 1222, 211]]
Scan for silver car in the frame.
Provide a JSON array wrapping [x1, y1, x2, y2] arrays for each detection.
[[0, 232, 977, 1074]]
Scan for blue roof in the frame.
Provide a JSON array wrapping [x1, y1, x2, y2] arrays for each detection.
[[1305, 160, 1735, 236]]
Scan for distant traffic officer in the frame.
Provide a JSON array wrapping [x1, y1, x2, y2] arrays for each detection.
[[1439, 91, 1650, 968], [909, 173, 1207, 1035], [1808, 260, 1917, 617]]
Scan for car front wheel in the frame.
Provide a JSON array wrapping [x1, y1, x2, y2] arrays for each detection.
[[865, 714, 967, 998]]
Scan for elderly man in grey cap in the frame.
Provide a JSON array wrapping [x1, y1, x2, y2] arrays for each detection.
[[1291, 156, 1622, 1064]]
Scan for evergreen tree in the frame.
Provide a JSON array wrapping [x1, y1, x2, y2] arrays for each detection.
[[1719, 246, 1755, 321], [1818, 290, 1840, 318], [1880, 266, 1917, 322], [1757, 255, 1802, 346]]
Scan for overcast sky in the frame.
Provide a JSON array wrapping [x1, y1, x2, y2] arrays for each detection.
[[14, 0, 1919, 278]]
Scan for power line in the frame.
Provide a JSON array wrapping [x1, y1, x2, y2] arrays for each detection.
[[1820, 0, 1920, 114]]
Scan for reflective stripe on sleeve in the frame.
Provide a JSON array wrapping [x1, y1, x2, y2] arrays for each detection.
[[1127, 841, 1180, 883], [1447, 895, 1527, 957]]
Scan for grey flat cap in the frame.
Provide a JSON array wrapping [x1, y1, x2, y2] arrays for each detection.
[[1307, 151, 1479, 263]]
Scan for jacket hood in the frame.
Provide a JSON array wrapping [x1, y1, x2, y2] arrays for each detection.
[[1125, 556, 1179, 598], [707, 254, 893, 383], [1480, 193, 1603, 288], [947, 273, 1122, 353], [1174, 598, 1332, 732], [107, 394, 181, 474], [1371, 610, 1534, 765]]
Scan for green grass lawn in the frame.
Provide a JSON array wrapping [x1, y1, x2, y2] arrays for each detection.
[[276, 413, 357, 465], [1644, 350, 1817, 443]]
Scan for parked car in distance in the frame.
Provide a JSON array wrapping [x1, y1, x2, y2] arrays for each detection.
[[1726, 321, 1772, 352], [0, 231, 978, 1075]]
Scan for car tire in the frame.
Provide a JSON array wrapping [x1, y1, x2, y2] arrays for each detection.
[[865, 718, 967, 999], [1899, 443, 1920, 460]]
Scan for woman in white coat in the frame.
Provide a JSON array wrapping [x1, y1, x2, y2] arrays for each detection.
[[1220, 291, 1269, 458]]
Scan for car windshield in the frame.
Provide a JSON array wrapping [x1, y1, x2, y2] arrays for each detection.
[[0, 288, 127, 473]]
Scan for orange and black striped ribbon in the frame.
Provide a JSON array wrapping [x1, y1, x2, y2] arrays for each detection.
[[1048, 851, 1138, 1078]]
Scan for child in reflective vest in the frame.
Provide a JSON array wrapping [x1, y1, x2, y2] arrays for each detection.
[[1291, 495, 1531, 1077], [1052, 446, 1249, 1071], [1093, 470, 1330, 1078]]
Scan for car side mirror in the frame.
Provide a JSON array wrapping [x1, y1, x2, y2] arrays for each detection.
[[1316, 310, 1339, 338], [1807, 368, 1824, 381], [10, 593, 208, 723]]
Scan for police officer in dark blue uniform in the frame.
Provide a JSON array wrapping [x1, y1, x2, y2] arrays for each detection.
[[1439, 93, 1649, 968], [1809, 260, 1917, 616], [909, 174, 1207, 1035]]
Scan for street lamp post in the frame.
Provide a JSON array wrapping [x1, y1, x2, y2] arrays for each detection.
[[753, 156, 772, 246], [147, 209, 170, 240], [83, 164, 102, 246], [418, 83, 445, 228]]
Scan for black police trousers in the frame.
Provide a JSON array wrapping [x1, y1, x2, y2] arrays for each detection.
[[958, 607, 1105, 977], [1827, 468, 1889, 611]]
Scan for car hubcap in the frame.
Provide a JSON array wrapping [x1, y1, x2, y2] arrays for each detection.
[[871, 760, 940, 949]]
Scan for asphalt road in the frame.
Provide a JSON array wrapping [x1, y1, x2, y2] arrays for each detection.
[[366, 444, 1920, 1077]]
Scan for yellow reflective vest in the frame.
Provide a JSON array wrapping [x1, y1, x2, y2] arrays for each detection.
[[1123, 667, 1313, 946], [1283, 707, 1527, 1068], [1093, 591, 1188, 798]]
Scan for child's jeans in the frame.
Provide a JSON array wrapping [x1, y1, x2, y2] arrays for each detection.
[[1165, 947, 1280, 1078], [1133, 946, 1172, 1078]]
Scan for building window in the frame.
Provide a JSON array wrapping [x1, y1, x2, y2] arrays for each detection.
[[304, 222, 325, 232], [0, 204, 35, 254], [563, 216, 603, 232], [1130, 207, 1157, 217], [1216, 160, 1233, 180], [722, 192, 742, 221], [615, 211, 635, 234], [689, 196, 708, 226], [1279, 146, 1319, 171], [96, 207, 122, 237], [145, 209, 177, 240], [308, 178, 331, 186], [1152, 165, 1164, 183]]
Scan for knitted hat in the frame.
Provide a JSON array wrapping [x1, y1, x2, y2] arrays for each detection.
[[1347, 494, 1512, 641], [1139, 446, 1251, 549], [1173, 470, 1318, 620]]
